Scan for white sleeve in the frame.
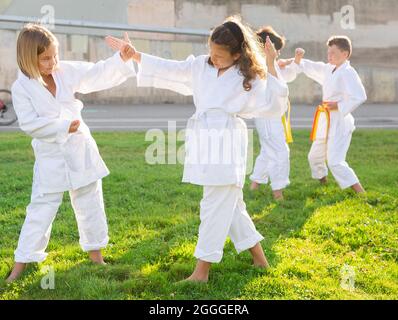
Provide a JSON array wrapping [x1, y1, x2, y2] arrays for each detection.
[[64, 52, 136, 94], [136, 53, 195, 96], [11, 82, 71, 143], [239, 73, 289, 119], [337, 69, 367, 116], [279, 63, 300, 83], [298, 59, 328, 85]]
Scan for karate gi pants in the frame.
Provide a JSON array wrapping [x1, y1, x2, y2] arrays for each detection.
[[14, 180, 109, 263], [194, 185, 264, 263], [250, 119, 290, 191], [308, 132, 359, 189]]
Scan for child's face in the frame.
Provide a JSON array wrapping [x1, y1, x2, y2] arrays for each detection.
[[327, 45, 349, 66], [38, 42, 59, 76], [209, 41, 240, 70]]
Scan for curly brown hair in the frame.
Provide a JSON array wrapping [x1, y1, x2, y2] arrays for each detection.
[[209, 16, 266, 91]]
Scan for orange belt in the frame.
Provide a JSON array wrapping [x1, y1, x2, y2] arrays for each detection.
[[282, 100, 293, 143], [310, 102, 336, 142]]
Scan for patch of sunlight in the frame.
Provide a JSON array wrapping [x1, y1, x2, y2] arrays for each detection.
[[140, 262, 161, 276], [0, 267, 41, 300], [169, 241, 196, 260], [113, 223, 160, 245], [274, 237, 323, 258], [252, 203, 277, 220]]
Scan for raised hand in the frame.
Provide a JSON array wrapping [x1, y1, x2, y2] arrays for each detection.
[[294, 48, 305, 65], [105, 35, 125, 51], [105, 32, 140, 62], [278, 58, 293, 69], [68, 120, 80, 133], [264, 36, 278, 62]]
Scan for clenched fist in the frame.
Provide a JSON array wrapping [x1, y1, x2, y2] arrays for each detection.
[[295, 48, 305, 65], [68, 120, 80, 133]]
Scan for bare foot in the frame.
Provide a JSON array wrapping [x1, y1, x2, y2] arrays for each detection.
[[273, 189, 284, 201], [249, 243, 270, 269], [5, 263, 26, 283], [250, 181, 260, 191], [319, 177, 328, 185], [351, 183, 365, 194], [183, 274, 208, 283], [182, 260, 211, 283], [89, 250, 106, 265]]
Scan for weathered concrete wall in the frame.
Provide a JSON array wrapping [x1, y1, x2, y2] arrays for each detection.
[[1, 0, 398, 104]]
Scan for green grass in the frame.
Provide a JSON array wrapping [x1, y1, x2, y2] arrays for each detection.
[[0, 130, 397, 300]]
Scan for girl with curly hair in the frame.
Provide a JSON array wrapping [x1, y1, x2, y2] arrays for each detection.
[[106, 16, 289, 282]]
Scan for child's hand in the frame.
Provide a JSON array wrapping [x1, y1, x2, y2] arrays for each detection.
[[264, 36, 278, 62], [120, 42, 136, 62], [325, 101, 339, 111], [294, 48, 305, 65], [105, 32, 140, 63], [68, 120, 80, 133], [278, 58, 293, 69]]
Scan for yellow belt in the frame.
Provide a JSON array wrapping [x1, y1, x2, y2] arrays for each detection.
[[282, 100, 293, 144], [310, 102, 336, 142]]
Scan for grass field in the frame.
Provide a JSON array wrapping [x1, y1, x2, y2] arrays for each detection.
[[0, 130, 397, 300]]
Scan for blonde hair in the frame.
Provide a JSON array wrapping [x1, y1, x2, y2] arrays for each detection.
[[17, 23, 58, 83], [209, 15, 267, 91]]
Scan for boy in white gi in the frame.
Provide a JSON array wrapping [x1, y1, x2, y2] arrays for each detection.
[[106, 16, 289, 282], [250, 26, 298, 200], [6, 24, 136, 282], [291, 36, 366, 193]]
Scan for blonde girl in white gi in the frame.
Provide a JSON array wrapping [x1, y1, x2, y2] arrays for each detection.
[[6, 24, 136, 283], [250, 26, 298, 200], [290, 36, 366, 193], [105, 16, 289, 282]]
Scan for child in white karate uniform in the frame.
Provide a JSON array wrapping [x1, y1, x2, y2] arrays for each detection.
[[290, 36, 366, 193], [250, 26, 298, 200], [6, 24, 136, 283], [106, 16, 289, 282]]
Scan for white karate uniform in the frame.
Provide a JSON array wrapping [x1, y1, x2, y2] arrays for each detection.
[[11, 52, 136, 262], [250, 64, 297, 190], [292, 59, 367, 189], [137, 53, 288, 262]]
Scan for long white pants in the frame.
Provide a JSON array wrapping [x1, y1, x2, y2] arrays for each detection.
[[308, 132, 359, 189], [14, 180, 109, 263], [194, 185, 264, 263], [250, 118, 290, 191]]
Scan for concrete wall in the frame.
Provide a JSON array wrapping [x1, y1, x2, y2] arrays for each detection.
[[1, 0, 398, 104]]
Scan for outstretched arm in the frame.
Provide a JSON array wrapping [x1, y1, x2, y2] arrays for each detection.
[[64, 33, 136, 94], [106, 33, 195, 96]]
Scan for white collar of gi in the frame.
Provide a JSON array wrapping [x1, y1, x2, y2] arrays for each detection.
[[17, 69, 59, 102], [331, 60, 350, 74]]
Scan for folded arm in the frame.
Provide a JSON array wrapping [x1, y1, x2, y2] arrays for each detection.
[[12, 82, 71, 143]]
